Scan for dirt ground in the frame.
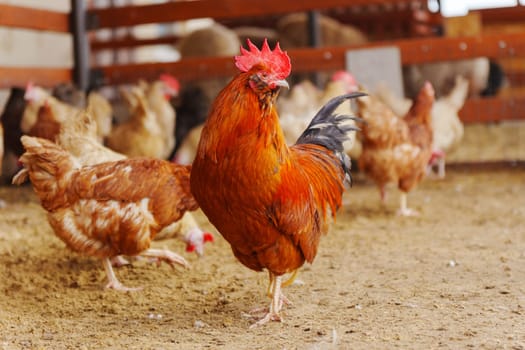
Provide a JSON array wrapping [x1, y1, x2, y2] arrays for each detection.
[[0, 167, 524, 350]]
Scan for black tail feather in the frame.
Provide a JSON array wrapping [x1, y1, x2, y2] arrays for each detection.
[[295, 92, 367, 186]]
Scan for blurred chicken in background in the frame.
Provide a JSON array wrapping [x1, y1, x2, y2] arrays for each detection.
[[357, 81, 435, 216], [375, 76, 468, 179], [106, 86, 165, 158], [140, 74, 180, 159], [429, 76, 469, 178]]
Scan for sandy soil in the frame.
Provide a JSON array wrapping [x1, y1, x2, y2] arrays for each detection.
[[0, 168, 524, 350]]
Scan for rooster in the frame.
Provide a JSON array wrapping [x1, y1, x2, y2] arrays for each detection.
[[13, 136, 201, 291], [190, 39, 364, 327], [357, 81, 435, 216]]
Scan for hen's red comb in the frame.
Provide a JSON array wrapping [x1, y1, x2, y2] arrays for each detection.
[[160, 74, 180, 93], [235, 39, 291, 79], [24, 81, 35, 100], [331, 70, 355, 84]]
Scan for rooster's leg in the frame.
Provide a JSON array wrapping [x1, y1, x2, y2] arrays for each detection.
[[282, 269, 299, 287], [265, 271, 295, 303], [140, 248, 190, 269], [250, 274, 284, 328], [103, 258, 142, 291], [397, 192, 419, 216]]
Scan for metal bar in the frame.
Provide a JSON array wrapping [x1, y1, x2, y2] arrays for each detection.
[[70, 0, 91, 91], [307, 10, 322, 86], [0, 4, 69, 32]]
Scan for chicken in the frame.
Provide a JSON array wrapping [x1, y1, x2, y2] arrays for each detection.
[[0, 87, 26, 184], [106, 87, 165, 158], [141, 74, 180, 159], [52, 82, 86, 108], [190, 39, 363, 327], [0, 121, 3, 176], [22, 82, 113, 144], [429, 75, 468, 178], [13, 135, 200, 291], [56, 111, 126, 166], [172, 124, 204, 165], [85, 91, 113, 143], [374, 77, 468, 179], [171, 85, 211, 156], [27, 100, 62, 141], [21, 83, 78, 140], [357, 81, 435, 216], [374, 82, 412, 117], [0, 122, 5, 207], [56, 112, 214, 258], [0, 122, 4, 206], [154, 211, 214, 256]]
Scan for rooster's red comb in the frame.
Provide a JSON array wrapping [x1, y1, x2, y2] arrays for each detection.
[[235, 39, 291, 79]]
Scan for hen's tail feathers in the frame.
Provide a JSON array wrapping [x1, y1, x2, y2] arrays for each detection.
[[296, 92, 366, 185], [13, 135, 78, 187]]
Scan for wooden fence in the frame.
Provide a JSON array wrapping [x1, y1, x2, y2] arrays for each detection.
[[1, 0, 525, 123]]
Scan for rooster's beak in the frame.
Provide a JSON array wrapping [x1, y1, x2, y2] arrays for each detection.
[[275, 79, 289, 89]]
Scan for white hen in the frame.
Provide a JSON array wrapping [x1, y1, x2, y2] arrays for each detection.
[[430, 75, 469, 178]]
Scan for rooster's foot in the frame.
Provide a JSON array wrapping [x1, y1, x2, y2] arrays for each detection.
[[249, 310, 282, 328]]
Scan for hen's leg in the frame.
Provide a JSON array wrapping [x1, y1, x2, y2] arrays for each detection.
[[282, 269, 299, 288], [397, 192, 419, 216], [140, 248, 190, 269], [111, 255, 130, 267], [380, 186, 387, 204], [103, 258, 142, 291], [250, 274, 285, 328], [437, 157, 446, 179]]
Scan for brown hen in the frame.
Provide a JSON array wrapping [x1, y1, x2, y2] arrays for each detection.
[[13, 136, 199, 290]]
